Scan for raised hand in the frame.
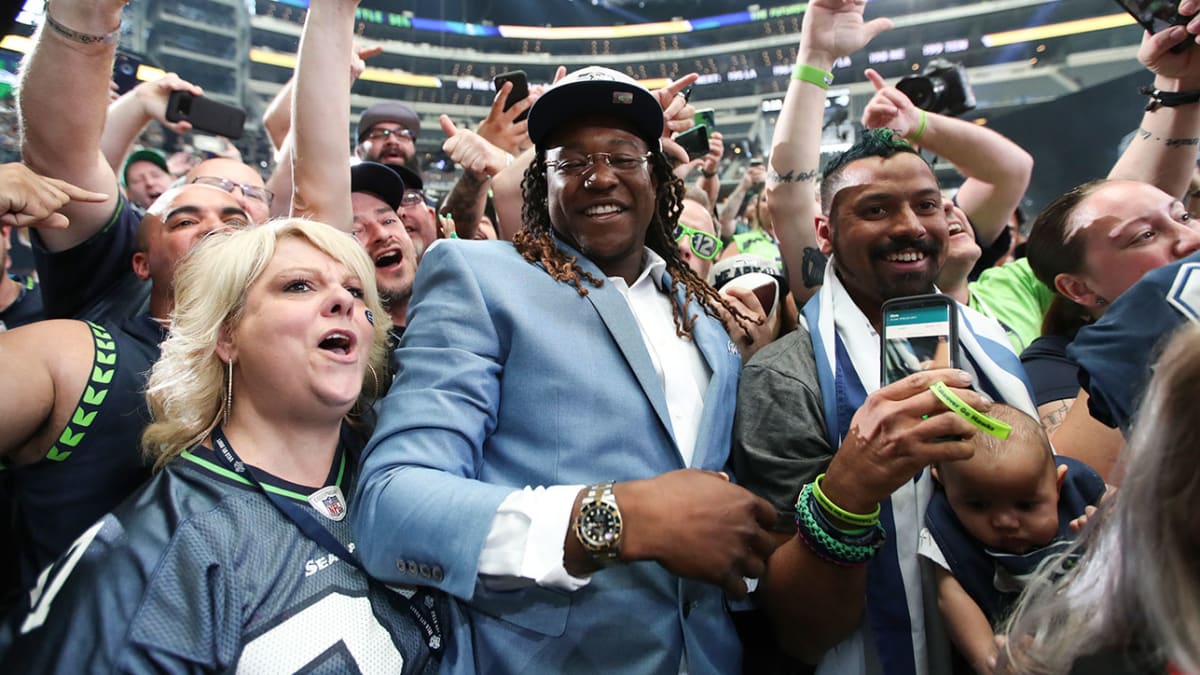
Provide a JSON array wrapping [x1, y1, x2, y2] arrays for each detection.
[[860, 68, 922, 137], [0, 163, 109, 229], [442, 115, 510, 179], [131, 73, 204, 134], [653, 73, 701, 136], [800, 0, 893, 63], [351, 43, 384, 82], [475, 81, 532, 156]]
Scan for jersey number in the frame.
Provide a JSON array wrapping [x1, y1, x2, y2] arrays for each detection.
[[237, 593, 405, 674], [22, 519, 105, 634]]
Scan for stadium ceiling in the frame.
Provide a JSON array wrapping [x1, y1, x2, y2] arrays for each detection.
[[358, 0, 791, 27]]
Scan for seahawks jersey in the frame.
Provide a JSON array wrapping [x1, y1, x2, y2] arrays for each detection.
[[1070, 251, 1200, 431], [0, 441, 449, 674]]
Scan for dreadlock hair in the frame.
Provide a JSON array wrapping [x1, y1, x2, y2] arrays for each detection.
[[514, 147, 759, 342]]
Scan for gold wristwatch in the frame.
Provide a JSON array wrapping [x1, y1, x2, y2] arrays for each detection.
[[574, 481, 622, 565]]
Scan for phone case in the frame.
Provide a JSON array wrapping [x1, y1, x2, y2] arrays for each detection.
[[165, 91, 247, 139], [677, 125, 710, 160], [493, 71, 530, 122]]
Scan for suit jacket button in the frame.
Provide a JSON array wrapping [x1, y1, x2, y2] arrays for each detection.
[[407, 561, 420, 574], [419, 564, 432, 578], [432, 566, 445, 582]]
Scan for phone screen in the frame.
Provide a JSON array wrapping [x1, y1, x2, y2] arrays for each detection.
[[693, 108, 716, 129], [881, 298, 956, 385]]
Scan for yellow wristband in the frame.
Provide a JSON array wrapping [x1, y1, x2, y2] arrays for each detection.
[[791, 64, 834, 90], [909, 110, 928, 144], [929, 381, 1012, 440], [811, 473, 881, 527]]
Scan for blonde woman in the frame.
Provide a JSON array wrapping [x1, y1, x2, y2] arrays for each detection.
[[1000, 324, 1200, 675], [0, 219, 453, 673]]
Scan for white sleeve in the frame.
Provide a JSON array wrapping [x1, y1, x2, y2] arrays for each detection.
[[917, 526, 950, 571], [476, 484, 592, 591]]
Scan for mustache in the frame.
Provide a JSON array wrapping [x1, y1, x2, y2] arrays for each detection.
[[870, 236, 940, 259]]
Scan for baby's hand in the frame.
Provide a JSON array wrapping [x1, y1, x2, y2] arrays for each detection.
[[1069, 486, 1116, 533]]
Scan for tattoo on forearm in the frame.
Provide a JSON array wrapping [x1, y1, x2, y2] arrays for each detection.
[[1135, 127, 1199, 147], [769, 168, 820, 183], [1039, 400, 1071, 436]]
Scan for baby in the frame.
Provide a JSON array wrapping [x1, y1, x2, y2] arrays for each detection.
[[919, 404, 1106, 674]]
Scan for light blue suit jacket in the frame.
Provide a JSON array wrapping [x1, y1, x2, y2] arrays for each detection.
[[353, 239, 744, 674]]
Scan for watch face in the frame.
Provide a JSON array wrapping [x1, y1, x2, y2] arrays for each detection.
[[580, 502, 621, 549]]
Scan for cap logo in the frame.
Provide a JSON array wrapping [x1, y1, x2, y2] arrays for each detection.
[[613, 92, 633, 105]]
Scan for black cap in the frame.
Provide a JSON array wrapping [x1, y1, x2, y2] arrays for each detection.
[[350, 162, 407, 212], [390, 164, 423, 192]]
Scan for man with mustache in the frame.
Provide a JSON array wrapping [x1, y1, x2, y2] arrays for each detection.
[[732, 71, 1037, 675]]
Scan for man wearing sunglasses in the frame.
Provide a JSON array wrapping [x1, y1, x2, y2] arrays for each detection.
[[673, 187, 724, 280]]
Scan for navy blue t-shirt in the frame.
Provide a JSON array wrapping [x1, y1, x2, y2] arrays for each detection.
[[31, 197, 149, 323], [0, 274, 44, 330]]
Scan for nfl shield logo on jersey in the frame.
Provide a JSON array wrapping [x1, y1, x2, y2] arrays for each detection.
[[307, 486, 348, 521]]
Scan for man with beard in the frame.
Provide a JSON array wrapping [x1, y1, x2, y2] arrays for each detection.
[[350, 162, 419, 343], [356, 101, 420, 169], [733, 79, 1037, 675]]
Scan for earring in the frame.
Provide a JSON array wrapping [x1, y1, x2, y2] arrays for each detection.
[[224, 359, 233, 426], [1096, 297, 1108, 306]]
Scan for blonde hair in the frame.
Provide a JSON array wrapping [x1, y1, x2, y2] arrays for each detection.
[[141, 218, 392, 468], [1001, 325, 1200, 673]]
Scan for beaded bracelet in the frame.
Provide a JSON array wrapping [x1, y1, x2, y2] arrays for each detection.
[[794, 483, 885, 566], [791, 64, 834, 90], [812, 473, 881, 528]]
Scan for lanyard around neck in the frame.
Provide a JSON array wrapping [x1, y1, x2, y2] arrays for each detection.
[[210, 424, 364, 573]]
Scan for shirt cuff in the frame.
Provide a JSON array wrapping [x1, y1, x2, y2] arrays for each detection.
[[477, 484, 591, 592]]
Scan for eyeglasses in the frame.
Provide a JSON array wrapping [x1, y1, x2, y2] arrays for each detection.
[[545, 151, 652, 177], [190, 175, 274, 207], [400, 189, 426, 208], [673, 223, 724, 260], [365, 127, 415, 142]]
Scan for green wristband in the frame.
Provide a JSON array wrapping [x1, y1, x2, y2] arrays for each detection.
[[909, 109, 928, 144], [791, 64, 834, 90], [929, 381, 1012, 440]]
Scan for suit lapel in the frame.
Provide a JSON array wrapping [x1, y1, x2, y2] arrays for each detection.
[[666, 270, 739, 469], [562, 242, 677, 443]]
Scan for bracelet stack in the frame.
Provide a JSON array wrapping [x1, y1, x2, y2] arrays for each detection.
[[794, 474, 885, 567]]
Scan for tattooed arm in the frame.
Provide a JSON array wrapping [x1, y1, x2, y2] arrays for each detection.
[[1036, 398, 1072, 436], [765, 17, 846, 308], [1109, 24, 1200, 200]]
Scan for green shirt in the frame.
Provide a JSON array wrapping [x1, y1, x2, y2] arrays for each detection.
[[968, 258, 1054, 353]]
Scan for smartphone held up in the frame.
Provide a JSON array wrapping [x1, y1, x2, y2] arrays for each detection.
[[880, 294, 959, 386]]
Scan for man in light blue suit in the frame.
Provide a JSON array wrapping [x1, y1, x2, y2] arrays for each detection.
[[352, 67, 780, 673]]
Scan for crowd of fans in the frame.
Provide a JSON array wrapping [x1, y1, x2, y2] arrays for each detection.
[[2, 0, 1200, 673]]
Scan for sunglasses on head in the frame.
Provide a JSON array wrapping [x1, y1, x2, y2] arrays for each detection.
[[672, 223, 724, 260]]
